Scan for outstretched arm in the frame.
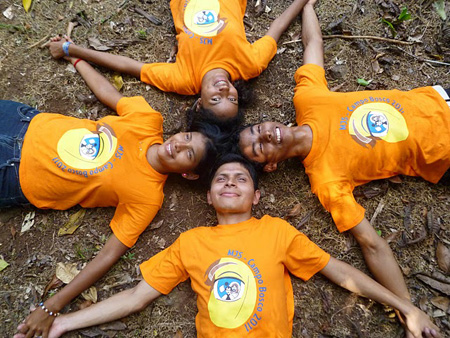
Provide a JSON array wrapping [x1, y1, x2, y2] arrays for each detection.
[[47, 280, 161, 338], [72, 56, 123, 110], [265, 0, 309, 43], [320, 257, 441, 338], [301, 0, 323, 67], [48, 36, 144, 79], [15, 234, 129, 338]]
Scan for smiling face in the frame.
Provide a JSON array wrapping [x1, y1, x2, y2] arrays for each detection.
[[200, 69, 239, 120], [207, 162, 260, 217], [158, 132, 207, 174], [239, 122, 293, 171]]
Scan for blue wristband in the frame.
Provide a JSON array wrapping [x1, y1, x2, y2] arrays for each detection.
[[62, 41, 72, 57]]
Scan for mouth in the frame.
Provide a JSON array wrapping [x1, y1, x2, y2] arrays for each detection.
[[214, 79, 228, 87], [275, 127, 281, 144], [220, 191, 239, 197], [166, 143, 173, 158]]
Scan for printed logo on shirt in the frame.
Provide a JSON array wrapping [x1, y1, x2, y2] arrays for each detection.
[[341, 101, 409, 147], [183, 0, 228, 37], [204, 257, 256, 329], [56, 123, 118, 169]]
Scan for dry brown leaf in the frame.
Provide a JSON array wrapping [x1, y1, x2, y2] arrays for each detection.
[[58, 209, 86, 236], [430, 296, 449, 312], [387, 175, 403, 184], [10, 226, 17, 239], [55, 262, 79, 283], [81, 286, 97, 303], [100, 321, 127, 331], [418, 296, 428, 312], [286, 203, 302, 218], [416, 274, 450, 296], [149, 219, 164, 230], [437, 242, 450, 274], [42, 274, 64, 298], [173, 329, 183, 338], [384, 231, 401, 244]]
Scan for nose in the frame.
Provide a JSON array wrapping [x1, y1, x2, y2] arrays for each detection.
[[174, 141, 189, 153], [224, 178, 236, 187], [263, 130, 272, 142]]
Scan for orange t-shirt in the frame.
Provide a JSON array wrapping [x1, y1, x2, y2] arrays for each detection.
[[140, 0, 277, 95], [140, 215, 330, 337], [293, 64, 450, 232], [19, 96, 168, 247]]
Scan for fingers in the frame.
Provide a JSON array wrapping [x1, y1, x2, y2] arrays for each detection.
[[63, 35, 74, 43]]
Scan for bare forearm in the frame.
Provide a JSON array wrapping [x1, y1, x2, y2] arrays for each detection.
[[266, 0, 309, 42], [321, 258, 410, 312], [68, 44, 144, 78], [45, 235, 129, 312], [54, 281, 161, 335], [72, 59, 123, 110], [301, 2, 323, 67]]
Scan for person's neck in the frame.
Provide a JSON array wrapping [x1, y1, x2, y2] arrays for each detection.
[[216, 211, 252, 225], [146, 144, 167, 174], [288, 124, 313, 160]]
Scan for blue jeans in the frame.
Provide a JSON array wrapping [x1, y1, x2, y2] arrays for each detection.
[[0, 100, 40, 208]]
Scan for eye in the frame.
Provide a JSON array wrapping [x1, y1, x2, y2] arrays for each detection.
[[216, 176, 225, 182], [238, 177, 247, 182], [257, 125, 261, 134], [211, 97, 220, 102], [259, 143, 263, 154], [185, 133, 191, 141], [188, 150, 193, 160], [229, 97, 237, 102]]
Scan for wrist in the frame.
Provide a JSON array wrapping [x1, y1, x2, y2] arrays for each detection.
[[62, 41, 72, 57]]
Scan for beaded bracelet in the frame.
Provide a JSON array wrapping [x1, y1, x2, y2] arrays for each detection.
[[62, 41, 72, 57], [38, 302, 60, 317]]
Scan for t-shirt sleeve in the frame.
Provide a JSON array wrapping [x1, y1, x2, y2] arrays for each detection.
[[140, 62, 197, 95], [250, 35, 278, 72], [110, 202, 161, 248], [294, 64, 328, 92], [315, 181, 366, 233], [284, 224, 331, 281], [116, 96, 161, 118], [140, 237, 189, 295]]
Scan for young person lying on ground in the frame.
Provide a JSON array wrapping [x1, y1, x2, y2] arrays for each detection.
[[48, 0, 311, 127], [7, 42, 217, 338], [238, 0, 449, 334], [15, 154, 441, 338]]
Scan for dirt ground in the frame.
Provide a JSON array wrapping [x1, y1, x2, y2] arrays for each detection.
[[1, 0, 449, 337]]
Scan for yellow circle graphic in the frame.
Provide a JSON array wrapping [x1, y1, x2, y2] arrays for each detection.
[[205, 257, 257, 329], [57, 125, 117, 169], [349, 102, 409, 145], [184, 0, 226, 37]]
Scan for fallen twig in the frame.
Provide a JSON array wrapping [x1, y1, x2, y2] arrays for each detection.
[[396, 46, 450, 66], [134, 7, 162, 26], [28, 33, 51, 49], [283, 35, 417, 46]]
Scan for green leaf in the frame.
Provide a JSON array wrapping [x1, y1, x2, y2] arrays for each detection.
[[357, 78, 370, 86], [376, 230, 382, 236], [433, 0, 447, 20], [397, 7, 411, 22], [381, 18, 397, 37], [0, 259, 9, 272]]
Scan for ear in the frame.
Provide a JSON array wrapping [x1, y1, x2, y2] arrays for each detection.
[[252, 189, 261, 206], [195, 98, 202, 112], [263, 162, 278, 173], [207, 191, 213, 205], [181, 172, 199, 180]]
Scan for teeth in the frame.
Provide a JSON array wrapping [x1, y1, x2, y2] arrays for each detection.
[[215, 80, 227, 86], [167, 143, 172, 156], [275, 127, 281, 143]]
